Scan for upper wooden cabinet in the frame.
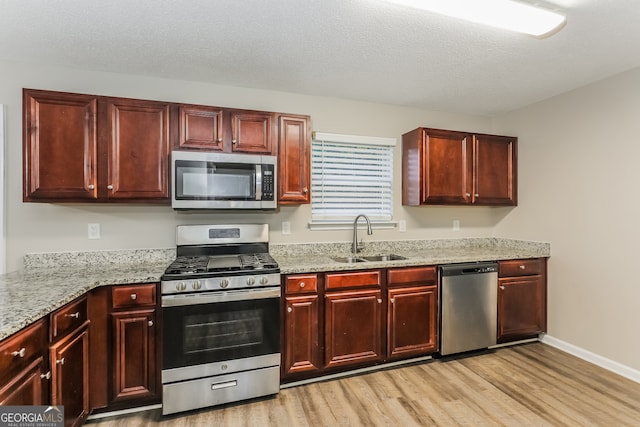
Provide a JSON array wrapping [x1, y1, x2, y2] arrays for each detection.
[[402, 127, 517, 206], [173, 104, 275, 154], [24, 89, 170, 203], [277, 115, 311, 204]]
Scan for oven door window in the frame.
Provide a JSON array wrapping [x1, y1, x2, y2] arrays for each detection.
[[175, 160, 256, 200], [162, 297, 279, 369]]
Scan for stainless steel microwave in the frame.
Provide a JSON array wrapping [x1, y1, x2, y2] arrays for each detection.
[[171, 151, 277, 210]]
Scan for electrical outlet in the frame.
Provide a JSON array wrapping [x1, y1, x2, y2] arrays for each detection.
[[453, 219, 460, 232], [399, 220, 407, 232], [88, 223, 101, 239], [281, 221, 291, 235]]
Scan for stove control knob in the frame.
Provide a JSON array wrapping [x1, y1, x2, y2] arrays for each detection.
[[247, 277, 256, 286], [260, 276, 269, 285], [176, 282, 187, 291], [220, 279, 230, 289]]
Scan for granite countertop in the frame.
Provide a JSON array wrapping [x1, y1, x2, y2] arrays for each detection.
[[0, 238, 550, 341]]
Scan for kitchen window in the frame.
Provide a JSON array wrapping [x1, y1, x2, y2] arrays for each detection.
[[310, 132, 395, 228]]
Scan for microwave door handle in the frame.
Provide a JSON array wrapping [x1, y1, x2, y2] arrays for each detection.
[[255, 164, 262, 201]]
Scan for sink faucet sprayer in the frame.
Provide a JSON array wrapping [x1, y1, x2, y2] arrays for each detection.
[[352, 214, 373, 256]]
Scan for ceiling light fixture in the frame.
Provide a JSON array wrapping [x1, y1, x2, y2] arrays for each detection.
[[382, 0, 566, 38]]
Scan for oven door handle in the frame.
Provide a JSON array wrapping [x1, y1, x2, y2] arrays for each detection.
[[161, 287, 281, 307]]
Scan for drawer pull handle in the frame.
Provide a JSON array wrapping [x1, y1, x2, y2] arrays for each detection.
[[41, 371, 51, 380], [56, 358, 65, 365], [12, 348, 26, 358], [299, 282, 306, 288], [211, 380, 237, 391], [131, 294, 137, 300], [65, 312, 80, 319], [148, 320, 154, 327]]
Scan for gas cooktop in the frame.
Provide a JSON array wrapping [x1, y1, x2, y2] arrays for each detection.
[[162, 253, 279, 281]]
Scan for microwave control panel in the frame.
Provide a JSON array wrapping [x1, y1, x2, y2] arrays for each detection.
[[262, 165, 275, 200]]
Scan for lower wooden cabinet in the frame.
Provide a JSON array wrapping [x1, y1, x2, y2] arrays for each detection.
[[387, 285, 438, 359], [50, 322, 90, 427], [111, 309, 157, 402], [282, 267, 439, 382], [283, 295, 320, 375], [109, 284, 160, 406], [324, 289, 384, 369], [0, 356, 48, 405], [497, 259, 547, 343]]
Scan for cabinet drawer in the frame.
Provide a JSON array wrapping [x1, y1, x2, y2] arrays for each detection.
[[112, 284, 157, 309], [388, 266, 436, 286], [50, 296, 88, 341], [499, 259, 544, 277], [0, 319, 47, 382], [325, 270, 382, 290], [285, 274, 318, 295]]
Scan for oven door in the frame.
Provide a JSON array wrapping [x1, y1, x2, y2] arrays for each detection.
[[162, 287, 280, 372]]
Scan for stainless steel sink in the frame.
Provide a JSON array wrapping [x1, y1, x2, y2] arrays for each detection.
[[362, 254, 407, 262], [332, 256, 368, 263], [331, 254, 407, 263]]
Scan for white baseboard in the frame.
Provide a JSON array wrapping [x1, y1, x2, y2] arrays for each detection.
[[541, 334, 640, 384]]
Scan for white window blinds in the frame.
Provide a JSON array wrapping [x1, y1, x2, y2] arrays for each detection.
[[311, 132, 395, 222]]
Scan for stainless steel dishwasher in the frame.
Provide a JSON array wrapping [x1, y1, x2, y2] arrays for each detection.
[[439, 262, 499, 356]]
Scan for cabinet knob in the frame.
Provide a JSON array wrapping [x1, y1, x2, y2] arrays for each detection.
[[287, 307, 293, 313], [500, 285, 505, 290], [377, 298, 382, 304], [131, 293, 137, 300], [56, 358, 65, 365], [390, 298, 395, 304], [11, 348, 26, 358], [65, 312, 80, 319], [40, 371, 51, 380], [107, 184, 114, 190], [216, 138, 223, 143], [474, 193, 479, 197], [232, 139, 238, 145], [303, 187, 309, 194], [88, 184, 95, 190], [148, 320, 154, 327], [299, 282, 305, 288], [466, 193, 471, 197], [519, 265, 526, 270]]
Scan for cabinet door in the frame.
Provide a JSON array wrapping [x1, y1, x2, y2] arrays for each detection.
[[497, 276, 544, 341], [50, 323, 90, 427], [387, 285, 438, 359], [278, 115, 310, 204], [23, 89, 98, 201], [230, 110, 274, 153], [421, 129, 473, 204], [0, 357, 48, 405], [111, 309, 158, 402], [283, 295, 320, 376], [103, 98, 170, 200], [176, 105, 225, 151], [325, 289, 383, 369], [474, 134, 517, 205]]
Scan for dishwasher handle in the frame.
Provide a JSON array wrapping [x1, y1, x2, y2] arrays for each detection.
[[440, 262, 498, 277]]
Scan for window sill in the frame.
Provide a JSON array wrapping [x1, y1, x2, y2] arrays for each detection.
[[308, 220, 398, 231]]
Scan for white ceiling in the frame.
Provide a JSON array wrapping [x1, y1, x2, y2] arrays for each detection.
[[1, 0, 639, 116]]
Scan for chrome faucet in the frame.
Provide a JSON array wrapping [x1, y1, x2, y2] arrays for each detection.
[[352, 214, 373, 256]]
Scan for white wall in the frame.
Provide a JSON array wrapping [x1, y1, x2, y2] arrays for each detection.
[[0, 60, 500, 273], [493, 66, 640, 371]]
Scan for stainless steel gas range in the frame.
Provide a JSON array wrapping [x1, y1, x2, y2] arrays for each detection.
[[160, 224, 281, 415]]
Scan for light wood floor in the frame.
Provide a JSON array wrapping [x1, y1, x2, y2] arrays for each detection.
[[87, 342, 640, 426]]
